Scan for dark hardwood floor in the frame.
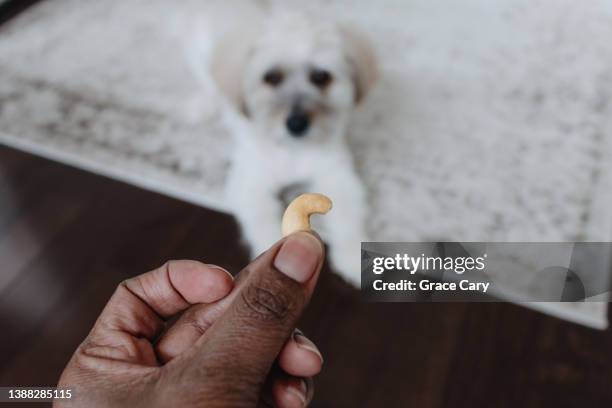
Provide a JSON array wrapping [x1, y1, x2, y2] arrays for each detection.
[[1, 146, 611, 407]]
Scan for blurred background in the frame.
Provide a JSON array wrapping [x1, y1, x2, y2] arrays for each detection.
[[1, 1, 612, 407]]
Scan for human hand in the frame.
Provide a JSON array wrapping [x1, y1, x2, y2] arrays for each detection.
[[56, 232, 325, 407]]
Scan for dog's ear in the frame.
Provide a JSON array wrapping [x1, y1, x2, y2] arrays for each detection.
[[339, 26, 378, 104], [210, 29, 257, 114]]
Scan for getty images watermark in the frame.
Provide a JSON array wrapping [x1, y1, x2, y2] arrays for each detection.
[[360, 242, 612, 302]]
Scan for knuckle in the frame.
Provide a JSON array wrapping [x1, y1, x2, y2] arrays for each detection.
[[181, 318, 207, 337], [115, 280, 133, 299], [118, 278, 139, 296], [241, 285, 290, 321], [181, 308, 214, 336], [239, 274, 304, 322]]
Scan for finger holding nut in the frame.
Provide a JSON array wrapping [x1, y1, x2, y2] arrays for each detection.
[[281, 193, 333, 237]]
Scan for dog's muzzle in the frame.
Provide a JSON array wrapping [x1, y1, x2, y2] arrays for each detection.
[[286, 107, 311, 137]]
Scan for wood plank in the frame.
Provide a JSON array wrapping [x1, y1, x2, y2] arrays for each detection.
[[0, 0, 42, 26]]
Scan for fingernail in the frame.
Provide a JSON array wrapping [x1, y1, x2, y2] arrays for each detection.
[[286, 379, 307, 407], [293, 330, 323, 363], [206, 264, 234, 280], [274, 232, 322, 283]]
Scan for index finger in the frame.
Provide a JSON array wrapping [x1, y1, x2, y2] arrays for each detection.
[[90, 260, 234, 343]]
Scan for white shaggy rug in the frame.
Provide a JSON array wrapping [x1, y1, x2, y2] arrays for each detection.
[[0, 0, 611, 328]]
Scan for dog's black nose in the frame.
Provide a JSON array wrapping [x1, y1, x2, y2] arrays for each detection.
[[286, 113, 310, 137]]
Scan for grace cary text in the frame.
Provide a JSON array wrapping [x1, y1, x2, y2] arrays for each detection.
[[372, 279, 490, 293]]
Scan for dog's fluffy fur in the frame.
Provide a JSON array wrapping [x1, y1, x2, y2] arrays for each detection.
[[204, 9, 377, 285]]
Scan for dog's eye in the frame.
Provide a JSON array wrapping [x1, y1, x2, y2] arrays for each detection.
[[263, 69, 284, 87], [310, 69, 333, 88]]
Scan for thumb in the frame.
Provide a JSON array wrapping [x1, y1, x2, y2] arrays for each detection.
[[174, 232, 324, 403]]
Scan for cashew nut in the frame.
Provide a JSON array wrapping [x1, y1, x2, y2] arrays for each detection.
[[281, 193, 333, 237]]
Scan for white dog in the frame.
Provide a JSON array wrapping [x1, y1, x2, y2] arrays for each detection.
[[205, 9, 377, 286]]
